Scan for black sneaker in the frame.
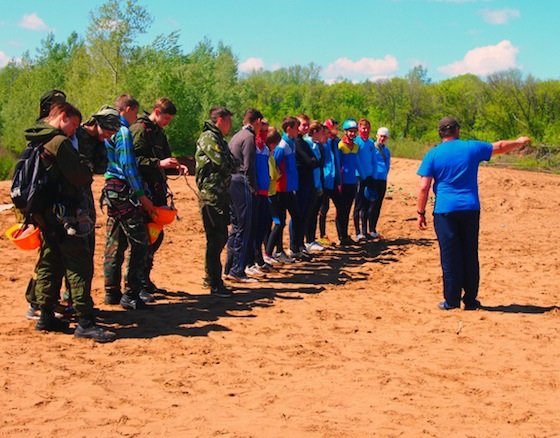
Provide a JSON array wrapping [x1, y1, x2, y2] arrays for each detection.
[[139, 289, 155, 303], [211, 285, 233, 298], [120, 294, 152, 310], [104, 291, 123, 305], [74, 324, 116, 343], [463, 299, 481, 311], [291, 250, 312, 261], [35, 312, 70, 332]]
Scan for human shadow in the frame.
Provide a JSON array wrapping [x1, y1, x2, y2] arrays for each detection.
[[479, 304, 559, 314], [94, 237, 436, 340]]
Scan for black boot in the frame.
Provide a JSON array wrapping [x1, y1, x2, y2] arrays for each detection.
[[35, 310, 70, 332], [120, 294, 152, 310], [104, 290, 123, 305]]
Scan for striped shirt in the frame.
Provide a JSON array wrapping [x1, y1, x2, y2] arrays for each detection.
[[104, 116, 146, 198]]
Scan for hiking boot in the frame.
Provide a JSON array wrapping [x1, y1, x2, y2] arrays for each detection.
[[35, 311, 70, 332], [120, 294, 152, 310], [74, 324, 116, 343], [139, 289, 155, 303], [104, 291, 123, 305], [211, 285, 233, 298]]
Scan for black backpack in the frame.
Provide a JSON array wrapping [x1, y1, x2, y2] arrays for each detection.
[[10, 142, 54, 222]]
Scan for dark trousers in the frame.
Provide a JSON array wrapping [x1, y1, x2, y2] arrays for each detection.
[[268, 191, 302, 254], [319, 187, 343, 240], [434, 210, 481, 308], [339, 184, 357, 239], [201, 204, 229, 288], [254, 194, 270, 265], [306, 189, 323, 243], [265, 195, 282, 256], [225, 174, 252, 277], [369, 179, 387, 233], [292, 180, 313, 247], [353, 178, 373, 236]]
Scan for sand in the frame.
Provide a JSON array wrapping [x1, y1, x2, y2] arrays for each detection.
[[0, 158, 558, 437]]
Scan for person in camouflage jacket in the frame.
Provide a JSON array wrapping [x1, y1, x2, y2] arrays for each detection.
[[195, 106, 237, 297]]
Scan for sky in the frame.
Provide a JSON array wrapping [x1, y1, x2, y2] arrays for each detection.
[[0, 0, 557, 84]]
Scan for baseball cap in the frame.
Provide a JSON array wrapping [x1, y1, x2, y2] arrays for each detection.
[[377, 127, 389, 136], [437, 117, 460, 132]]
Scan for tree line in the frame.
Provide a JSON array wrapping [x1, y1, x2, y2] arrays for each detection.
[[1, 0, 559, 179]]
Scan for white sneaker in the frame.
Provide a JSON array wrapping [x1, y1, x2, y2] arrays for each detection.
[[368, 232, 380, 239], [245, 264, 266, 278], [263, 254, 280, 265], [305, 241, 324, 253], [356, 233, 367, 242]]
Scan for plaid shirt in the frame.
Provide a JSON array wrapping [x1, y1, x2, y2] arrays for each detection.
[[104, 116, 145, 198]]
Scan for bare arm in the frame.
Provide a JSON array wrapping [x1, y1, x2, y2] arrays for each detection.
[[417, 176, 433, 230], [492, 136, 531, 155]]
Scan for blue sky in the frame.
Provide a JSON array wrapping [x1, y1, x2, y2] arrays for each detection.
[[0, 0, 557, 83]]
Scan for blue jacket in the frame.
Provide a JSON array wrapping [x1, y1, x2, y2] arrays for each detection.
[[355, 137, 376, 179], [274, 134, 298, 192]]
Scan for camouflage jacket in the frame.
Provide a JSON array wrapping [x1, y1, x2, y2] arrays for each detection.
[[195, 120, 238, 213]]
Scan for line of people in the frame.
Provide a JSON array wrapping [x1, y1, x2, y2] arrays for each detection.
[[195, 109, 391, 298], [21, 93, 391, 341]]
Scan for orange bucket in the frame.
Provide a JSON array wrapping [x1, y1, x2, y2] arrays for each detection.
[[151, 206, 177, 226], [6, 223, 42, 250], [147, 222, 163, 244]]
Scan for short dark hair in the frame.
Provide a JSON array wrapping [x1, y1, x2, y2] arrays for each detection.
[[47, 102, 82, 124], [281, 116, 299, 132], [115, 94, 140, 112], [266, 127, 281, 147], [243, 108, 263, 124], [309, 121, 324, 136], [154, 97, 177, 115], [209, 106, 233, 123]]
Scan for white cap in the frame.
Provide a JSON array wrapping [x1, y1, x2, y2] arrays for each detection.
[[377, 127, 389, 136]]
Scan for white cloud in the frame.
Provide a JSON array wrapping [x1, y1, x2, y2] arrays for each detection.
[[437, 40, 519, 77], [239, 57, 265, 73], [18, 13, 51, 31], [478, 8, 520, 24], [323, 55, 399, 82], [0, 50, 10, 67]]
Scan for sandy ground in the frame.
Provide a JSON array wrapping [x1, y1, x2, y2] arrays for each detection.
[[0, 158, 558, 437]]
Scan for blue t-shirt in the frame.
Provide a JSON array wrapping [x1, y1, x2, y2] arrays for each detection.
[[417, 139, 492, 213]]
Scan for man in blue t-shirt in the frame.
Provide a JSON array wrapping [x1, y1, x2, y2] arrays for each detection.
[[417, 116, 531, 311]]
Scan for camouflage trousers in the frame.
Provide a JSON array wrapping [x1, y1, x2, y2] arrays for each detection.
[[103, 213, 150, 296], [35, 231, 95, 323]]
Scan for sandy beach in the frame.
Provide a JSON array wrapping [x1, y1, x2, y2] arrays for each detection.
[[0, 157, 558, 437]]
